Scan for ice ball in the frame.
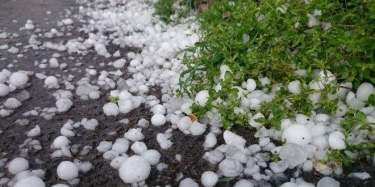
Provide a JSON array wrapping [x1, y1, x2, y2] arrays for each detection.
[[53, 136, 70, 149], [141, 150, 161, 165], [151, 114, 166, 126], [130, 141, 147, 155], [180, 178, 199, 187], [45, 76, 58, 87], [4, 98, 22, 109], [218, 159, 243, 177], [124, 128, 144, 141], [119, 155, 151, 183], [9, 72, 29, 88], [280, 182, 298, 187], [0, 83, 9, 97], [177, 116, 192, 132], [96, 141, 112, 152], [188, 122, 207, 135], [220, 65, 232, 80], [56, 98, 72, 113], [138, 85, 149, 94], [317, 177, 339, 187], [269, 160, 289, 173], [62, 19, 73, 25], [334, 104, 348, 117], [246, 79, 257, 92], [203, 132, 217, 149], [8, 157, 29, 174], [279, 143, 308, 167], [49, 58, 59, 68], [328, 131, 346, 150], [110, 156, 128, 169], [51, 184, 69, 187], [312, 136, 328, 150], [223, 130, 246, 148], [57, 161, 78, 180], [113, 59, 126, 69], [288, 80, 301, 94], [310, 123, 326, 137], [356, 82, 375, 101], [282, 124, 312, 146], [201, 171, 218, 187], [27, 125, 41, 137], [195, 90, 209, 106], [103, 102, 119, 116], [151, 104, 166, 114], [0, 72, 7, 83], [118, 99, 133, 114], [14, 176, 45, 187], [318, 70, 335, 84], [112, 138, 129, 153], [234, 179, 254, 187], [24, 20, 35, 30]]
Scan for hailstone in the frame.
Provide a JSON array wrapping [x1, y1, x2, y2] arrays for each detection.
[[282, 124, 312, 146], [8, 157, 29, 174], [119, 155, 151, 183], [356, 82, 375, 101], [328, 131, 346, 150], [57, 161, 78, 180], [151, 114, 166, 126], [195, 90, 209, 106]]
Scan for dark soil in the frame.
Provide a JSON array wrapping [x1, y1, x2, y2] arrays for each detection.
[[0, 0, 374, 187]]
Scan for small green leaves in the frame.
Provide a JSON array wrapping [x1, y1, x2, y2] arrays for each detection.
[[174, 0, 375, 165], [109, 96, 119, 104], [153, 0, 195, 24], [367, 94, 375, 106], [217, 177, 234, 183], [355, 110, 367, 122], [270, 105, 286, 130], [327, 150, 355, 166], [255, 117, 267, 124], [304, 29, 319, 34]]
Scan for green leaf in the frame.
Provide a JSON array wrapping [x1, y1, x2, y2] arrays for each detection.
[[255, 117, 268, 124], [228, 112, 235, 120], [368, 94, 375, 106], [304, 29, 318, 34], [271, 118, 282, 130], [217, 177, 234, 183], [355, 111, 367, 122], [212, 53, 225, 65]]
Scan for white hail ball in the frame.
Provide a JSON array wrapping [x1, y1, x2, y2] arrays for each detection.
[[8, 157, 29, 174], [14, 176, 45, 187], [9, 72, 28, 88], [119, 155, 151, 183], [282, 124, 312, 146], [195, 90, 209, 106], [356, 82, 375, 101], [151, 114, 166, 126], [57, 161, 78, 180]]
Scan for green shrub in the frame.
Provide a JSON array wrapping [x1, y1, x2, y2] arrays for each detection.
[[179, 0, 375, 129], [177, 0, 375, 164], [153, 0, 195, 24]]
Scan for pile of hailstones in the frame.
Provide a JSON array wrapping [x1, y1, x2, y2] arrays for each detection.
[[0, 69, 75, 120], [103, 68, 375, 187], [0, 70, 31, 117]]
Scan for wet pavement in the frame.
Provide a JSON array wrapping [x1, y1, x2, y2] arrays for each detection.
[[0, 0, 79, 31]]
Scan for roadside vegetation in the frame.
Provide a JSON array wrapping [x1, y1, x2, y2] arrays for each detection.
[[155, 0, 375, 166], [153, 0, 196, 24]]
